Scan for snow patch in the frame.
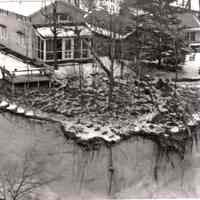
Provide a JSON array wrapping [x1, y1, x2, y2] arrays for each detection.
[[192, 113, 200, 121], [170, 126, 179, 133], [36, 26, 92, 38]]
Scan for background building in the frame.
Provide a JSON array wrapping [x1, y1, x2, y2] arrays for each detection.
[[0, 8, 32, 58], [96, 0, 123, 14]]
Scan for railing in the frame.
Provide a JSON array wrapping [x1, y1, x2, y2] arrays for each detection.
[[36, 49, 92, 62], [0, 65, 53, 95], [0, 66, 13, 80], [0, 65, 53, 82]]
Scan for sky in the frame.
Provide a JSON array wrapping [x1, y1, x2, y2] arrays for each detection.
[[0, 0, 53, 16], [0, 0, 199, 16]]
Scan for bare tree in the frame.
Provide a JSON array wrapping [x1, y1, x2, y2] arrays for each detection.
[[40, 1, 58, 70], [83, 8, 129, 109], [0, 147, 58, 200], [81, 0, 97, 11]]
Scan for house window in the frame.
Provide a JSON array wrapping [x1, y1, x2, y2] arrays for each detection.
[[185, 32, 190, 41], [36, 36, 44, 60], [56, 39, 62, 59], [46, 39, 62, 61], [0, 25, 7, 40], [110, 5, 115, 14], [17, 32, 25, 48], [190, 32, 196, 42], [0, 9, 8, 16], [64, 38, 73, 59], [81, 38, 90, 58], [74, 38, 81, 58], [58, 14, 72, 23], [46, 39, 54, 60], [74, 38, 91, 59]]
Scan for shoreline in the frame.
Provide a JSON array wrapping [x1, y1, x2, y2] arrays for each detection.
[[0, 99, 199, 155]]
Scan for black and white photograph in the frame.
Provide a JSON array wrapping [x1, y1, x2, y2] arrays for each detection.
[[0, 0, 200, 199]]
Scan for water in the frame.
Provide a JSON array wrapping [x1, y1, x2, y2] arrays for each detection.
[[0, 112, 200, 199]]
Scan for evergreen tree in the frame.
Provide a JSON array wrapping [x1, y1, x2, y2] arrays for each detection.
[[121, 0, 187, 70]]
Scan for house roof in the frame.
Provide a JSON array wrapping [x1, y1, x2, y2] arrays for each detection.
[[84, 9, 134, 37], [30, 1, 86, 25], [0, 51, 44, 76], [30, 1, 134, 38], [178, 13, 200, 28], [36, 26, 92, 38]]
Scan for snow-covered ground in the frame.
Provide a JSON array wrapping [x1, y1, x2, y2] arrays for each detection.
[[55, 56, 129, 81], [0, 50, 200, 82], [183, 53, 200, 78], [55, 55, 200, 81]]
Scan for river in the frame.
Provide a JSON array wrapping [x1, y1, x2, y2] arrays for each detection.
[[0, 112, 200, 199]]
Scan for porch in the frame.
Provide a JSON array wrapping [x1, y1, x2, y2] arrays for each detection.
[[0, 66, 52, 84], [0, 66, 53, 94], [35, 26, 93, 64]]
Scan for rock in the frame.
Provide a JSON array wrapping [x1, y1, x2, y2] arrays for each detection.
[[25, 110, 34, 117], [76, 118, 81, 124], [134, 126, 140, 132], [0, 100, 9, 108], [158, 105, 168, 113], [120, 131, 131, 138], [16, 107, 25, 114], [73, 125, 84, 133], [114, 125, 121, 130], [64, 110, 74, 117], [155, 78, 165, 89], [110, 128, 119, 134], [86, 123, 93, 128], [72, 102, 80, 107], [102, 131, 108, 135], [94, 126, 101, 131], [7, 104, 17, 111], [64, 130, 76, 139]]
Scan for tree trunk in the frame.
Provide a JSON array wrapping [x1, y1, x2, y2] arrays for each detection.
[[158, 56, 162, 67], [174, 39, 178, 96], [108, 40, 114, 109], [107, 15, 115, 110], [108, 73, 114, 110], [120, 62, 124, 79], [53, 2, 58, 70]]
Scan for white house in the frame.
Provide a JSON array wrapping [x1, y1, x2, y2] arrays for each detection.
[[180, 12, 200, 77], [181, 13, 200, 51], [95, 0, 123, 14]]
